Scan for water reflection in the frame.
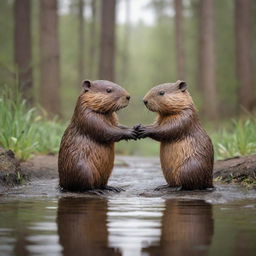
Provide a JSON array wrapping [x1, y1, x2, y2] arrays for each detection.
[[0, 200, 61, 256], [57, 197, 121, 256], [0, 198, 222, 256], [107, 197, 165, 256], [144, 200, 214, 256], [56, 198, 213, 256]]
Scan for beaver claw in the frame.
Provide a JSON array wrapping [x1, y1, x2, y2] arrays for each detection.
[[135, 125, 150, 139], [133, 124, 142, 130], [122, 129, 137, 141]]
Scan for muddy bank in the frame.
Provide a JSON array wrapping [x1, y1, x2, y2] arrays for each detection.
[[214, 155, 256, 188], [20, 153, 256, 187], [0, 148, 24, 187]]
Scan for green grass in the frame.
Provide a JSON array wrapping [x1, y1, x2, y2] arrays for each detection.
[[0, 85, 65, 160], [211, 117, 256, 160]]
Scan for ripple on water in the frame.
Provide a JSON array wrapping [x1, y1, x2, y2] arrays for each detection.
[[29, 222, 58, 231], [107, 197, 165, 256]]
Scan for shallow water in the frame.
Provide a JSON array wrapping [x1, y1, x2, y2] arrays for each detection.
[[1, 156, 256, 256], [0, 197, 256, 256]]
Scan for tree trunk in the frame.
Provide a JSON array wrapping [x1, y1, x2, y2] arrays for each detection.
[[199, 0, 218, 120], [120, 0, 131, 83], [14, 0, 33, 103], [99, 0, 116, 81], [174, 0, 185, 80], [89, 0, 97, 78], [78, 0, 85, 85], [235, 0, 253, 111], [39, 0, 61, 116]]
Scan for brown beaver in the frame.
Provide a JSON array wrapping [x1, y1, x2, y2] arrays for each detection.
[[58, 80, 136, 192], [137, 80, 214, 190]]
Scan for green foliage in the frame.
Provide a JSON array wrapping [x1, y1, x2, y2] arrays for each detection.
[[211, 118, 256, 160], [0, 85, 65, 160], [240, 178, 256, 189]]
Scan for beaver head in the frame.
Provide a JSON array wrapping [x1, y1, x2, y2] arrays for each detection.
[[143, 80, 194, 115], [78, 80, 130, 113]]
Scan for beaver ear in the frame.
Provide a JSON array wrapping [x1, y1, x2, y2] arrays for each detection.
[[82, 80, 92, 92], [178, 81, 187, 92]]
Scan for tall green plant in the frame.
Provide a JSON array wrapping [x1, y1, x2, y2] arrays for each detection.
[[0, 85, 64, 160], [211, 118, 256, 159]]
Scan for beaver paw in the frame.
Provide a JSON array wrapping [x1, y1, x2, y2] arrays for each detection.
[[136, 126, 150, 139], [122, 129, 137, 141], [104, 186, 125, 193]]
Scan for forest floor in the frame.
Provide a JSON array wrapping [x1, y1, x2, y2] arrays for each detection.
[[0, 153, 256, 203]]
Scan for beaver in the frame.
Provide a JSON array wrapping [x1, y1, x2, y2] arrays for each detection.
[[136, 80, 214, 190], [58, 80, 136, 192]]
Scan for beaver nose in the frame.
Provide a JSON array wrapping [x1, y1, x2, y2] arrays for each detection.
[[143, 100, 148, 105], [126, 96, 130, 100]]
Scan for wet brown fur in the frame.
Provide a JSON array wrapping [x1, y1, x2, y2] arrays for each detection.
[[58, 80, 133, 191], [142, 80, 214, 190]]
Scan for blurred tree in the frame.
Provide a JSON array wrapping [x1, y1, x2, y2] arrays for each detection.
[[39, 0, 61, 116], [89, 0, 97, 78], [215, 0, 237, 117], [199, 0, 218, 120], [120, 0, 131, 83], [146, 0, 176, 86], [99, 0, 116, 81], [235, 0, 254, 111], [174, 0, 185, 80], [14, 0, 33, 103], [78, 0, 85, 84]]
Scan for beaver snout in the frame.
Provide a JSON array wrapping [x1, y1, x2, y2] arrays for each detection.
[[126, 95, 130, 100], [143, 99, 148, 105]]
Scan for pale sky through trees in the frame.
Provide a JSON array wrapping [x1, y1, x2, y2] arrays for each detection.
[[58, 0, 195, 25], [59, 0, 166, 25]]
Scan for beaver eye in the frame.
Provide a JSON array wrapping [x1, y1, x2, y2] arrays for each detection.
[[106, 88, 112, 93], [159, 91, 165, 96]]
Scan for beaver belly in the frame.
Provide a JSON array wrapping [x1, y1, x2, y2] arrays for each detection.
[[59, 134, 114, 189], [160, 138, 194, 185], [87, 141, 115, 184]]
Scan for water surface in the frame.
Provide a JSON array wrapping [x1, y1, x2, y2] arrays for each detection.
[[0, 197, 256, 256], [1, 156, 256, 256]]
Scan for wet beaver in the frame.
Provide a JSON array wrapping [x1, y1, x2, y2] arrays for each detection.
[[58, 80, 136, 192], [137, 80, 214, 190]]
